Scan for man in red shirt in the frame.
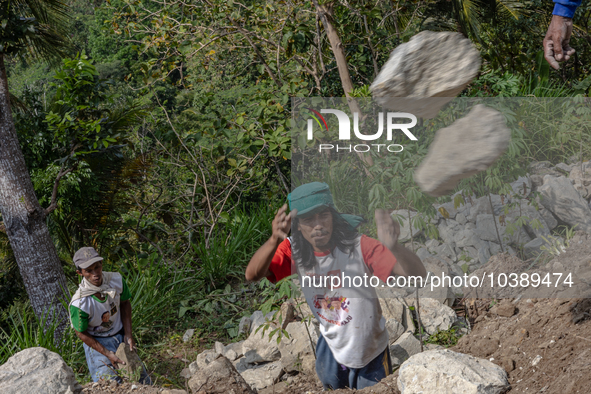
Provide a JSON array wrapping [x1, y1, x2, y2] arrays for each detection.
[[246, 182, 426, 389]]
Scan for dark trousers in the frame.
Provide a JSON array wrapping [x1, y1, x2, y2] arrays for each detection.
[[315, 334, 392, 390]]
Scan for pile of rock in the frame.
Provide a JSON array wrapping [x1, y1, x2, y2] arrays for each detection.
[[394, 160, 591, 282], [0, 347, 82, 394], [185, 307, 319, 392], [184, 290, 465, 392]]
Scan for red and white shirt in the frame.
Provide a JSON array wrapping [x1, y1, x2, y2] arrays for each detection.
[[268, 235, 397, 368]]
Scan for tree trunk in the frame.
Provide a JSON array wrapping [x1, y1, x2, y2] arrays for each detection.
[[312, 1, 374, 168], [313, 1, 355, 97], [0, 54, 69, 332]]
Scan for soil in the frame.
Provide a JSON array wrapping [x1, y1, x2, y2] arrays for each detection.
[[81, 379, 162, 394], [82, 236, 591, 394]]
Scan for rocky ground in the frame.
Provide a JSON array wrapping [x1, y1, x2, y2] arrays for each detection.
[[79, 232, 591, 394], [81, 294, 591, 394], [7, 161, 591, 393]]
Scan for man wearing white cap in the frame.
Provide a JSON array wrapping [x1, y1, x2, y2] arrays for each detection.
[[69, 247, 150, 383]]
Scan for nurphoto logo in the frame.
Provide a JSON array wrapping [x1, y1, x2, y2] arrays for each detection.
[[306, 108, 418, 153]]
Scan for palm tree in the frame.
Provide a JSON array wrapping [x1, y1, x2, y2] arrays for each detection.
[[0, 0, 72, 333]]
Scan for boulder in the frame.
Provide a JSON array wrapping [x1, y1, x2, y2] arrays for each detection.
[[555, 162, 574, 173], [538, 204, 558, 231], [415, 297, 457, 335], [242, 323, 282, 364], [416, 247, 431, 261], [277, 300, 296, 330], [249, 310, 275, 334], [389, 332, 422, 366], [523, 237, 552, 259], [539, 175, 591, 233], [415, 105, 510, 197], [183, 329, 195, 343], [386, 319, 406, 344], [0, 347, 82, 394], [466, 195, 509, 223], [194, 349, 216, 370], [569, 161, 591, 188], [187, 356, 255, 394], [238, 316, 251, 336], [454, 228, 487, 249], [529, 161, 562, 177], [425, 239, 440, 252], [478, 245, 491, 265], [435, 202, 458, 220], [456, 212, 467, 225], [506, 200, 552, 238], [420, 257, 456, 305], [233, 357, 251, 374], [370, 31, 481, 119], [378, 295, 415, 333], [398, 349, 510, 394], [115, 343, 143, 380], [510, 176, 532, 197], [433, 242, 457, 262], [278, 321, 319, 363], [225, 341, 244, 360], [214, 342, 225, 358], [249, 311, 264, 333], [476, 214, 531, 245], [240, 361, 283, 391]]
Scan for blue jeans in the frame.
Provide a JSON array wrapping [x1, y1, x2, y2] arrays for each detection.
[[83, 331, 151, 384], [315, 334, 392, 390]]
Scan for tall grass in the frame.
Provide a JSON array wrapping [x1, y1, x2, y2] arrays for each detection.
[[192, 204, 276, 289], [0, 203, 278, 377], [0, 303, 85, 372]]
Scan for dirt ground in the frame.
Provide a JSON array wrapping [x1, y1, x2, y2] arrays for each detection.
[[83, 237, 591, 394], [82, 296, 591, 394]]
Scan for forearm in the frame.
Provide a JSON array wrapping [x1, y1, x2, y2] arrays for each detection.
[[121, 301, 133, 337], [245, 236, 281, 281], [389, 242, 427, 277], [76, 330, 109, 357], [553, 0, 581, 18]]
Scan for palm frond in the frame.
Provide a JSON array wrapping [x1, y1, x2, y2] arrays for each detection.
[[495, 0, 530, 20], [1, 0, 71, 63]]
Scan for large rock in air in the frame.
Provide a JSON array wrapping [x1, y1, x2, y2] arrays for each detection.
[[398, 349, 510, 394], [415, 105, 511, 197], [0, 347, 82, 394], [187, 356, 256, 394], [370, 31, 481, 119], [539, 175, 591, 234]]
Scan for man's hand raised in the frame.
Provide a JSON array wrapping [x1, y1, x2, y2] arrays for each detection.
[[272, 204, 296, 242], [544, 15, 575, 70], [375, 209, 400, 251]]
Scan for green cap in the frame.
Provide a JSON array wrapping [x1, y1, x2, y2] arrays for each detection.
[[288, 182, 365, 230], [288, 182, 334, 217]]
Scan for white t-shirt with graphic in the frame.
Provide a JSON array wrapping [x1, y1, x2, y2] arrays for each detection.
[[69, 273, 131, 337], [267, 235, 398, 368]]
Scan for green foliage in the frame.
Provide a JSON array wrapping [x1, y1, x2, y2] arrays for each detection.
[[425, 326, 463, 347], [254, 275, 302, 344], [46, 53, 144, 163], [0, 302, 85, 373], [0, 0, 70, 61]]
